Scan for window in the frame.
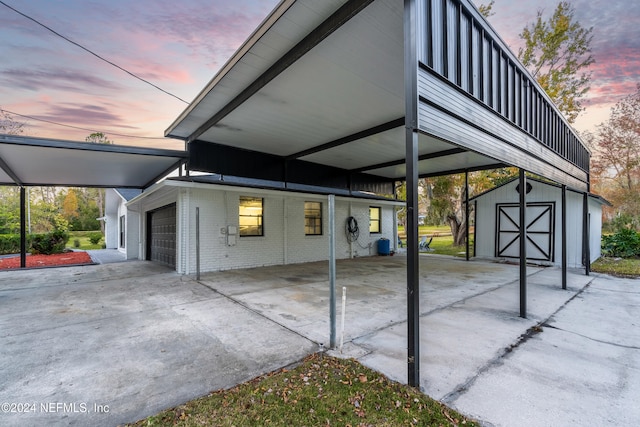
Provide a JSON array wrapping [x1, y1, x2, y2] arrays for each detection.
[[119, 215, 125, 248], [239, 197, 264, 236], [369, 206, 381, 233], [304, 201, 322, 235]]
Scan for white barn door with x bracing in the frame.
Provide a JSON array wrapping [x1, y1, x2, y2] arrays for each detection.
[[495, 202, 555, 262]]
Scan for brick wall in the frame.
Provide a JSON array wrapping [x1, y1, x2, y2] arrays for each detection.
[[178, 187, 398, 274]]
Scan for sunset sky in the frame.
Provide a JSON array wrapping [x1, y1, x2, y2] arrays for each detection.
[[1, 0, 638, 150]]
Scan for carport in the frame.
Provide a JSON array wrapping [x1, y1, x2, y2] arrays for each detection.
[[164, 0, 591, 386], [0, 133, 187, 268]]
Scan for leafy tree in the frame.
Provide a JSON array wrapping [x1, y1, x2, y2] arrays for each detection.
[[518, 1, 594, 123], [477, 0, 495, 18], [84, 132, 113, 232], [62, 189, 79, 222], [0, 107, 27, 135], [85, 132, 113, 144], [591, 84, 640, 228]]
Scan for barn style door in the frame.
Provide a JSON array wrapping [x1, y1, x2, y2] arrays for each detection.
[[496, 203, 555, 262]]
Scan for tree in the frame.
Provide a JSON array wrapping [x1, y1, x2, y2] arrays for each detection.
[[518, 2, 594, 123], [591, 84, 640, 228], [85, 132, 113, 144], [477, 0, 495, 18], [85, 132, 113, 232], [62, 189, 79, 223], [0, 107, 27, 135]]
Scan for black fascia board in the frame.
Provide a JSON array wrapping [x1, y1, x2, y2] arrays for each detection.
[[187, 139, 393, 194]]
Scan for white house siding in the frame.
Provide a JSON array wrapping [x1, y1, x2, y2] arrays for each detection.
[[162, 185, 398, 274], [474, 180, 604, 268], [125, 211, 140, 260], [104, 189, 120, 250]]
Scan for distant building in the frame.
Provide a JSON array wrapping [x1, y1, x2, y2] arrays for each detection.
[[471, 178, 611, 268]]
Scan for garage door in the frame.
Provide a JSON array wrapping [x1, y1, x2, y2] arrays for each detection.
[[147, 204, 176, 268], [496, 202, 554, 262]]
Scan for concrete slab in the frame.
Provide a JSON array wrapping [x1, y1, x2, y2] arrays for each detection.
[[1, 255, 637, 427], [85, 249, 127, 264], [0, 261, 315, 427], [450, 273, 640, 426], [203, 255, 639, 426]]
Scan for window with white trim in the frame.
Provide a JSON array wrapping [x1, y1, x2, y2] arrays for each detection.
[[239, 197, 263, 236]]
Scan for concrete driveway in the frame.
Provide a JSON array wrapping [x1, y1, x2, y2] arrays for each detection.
[[1, 255, 638, 426], [199, 255, 640, 426], [0, 261, 316, 426]]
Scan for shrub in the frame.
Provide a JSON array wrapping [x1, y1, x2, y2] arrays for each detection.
[[602, 228, 640, 258], [73, 239, 81, 248], [30, 230, 70, 255], [88, 232, 103, 245], [0, 234, 23, 255]]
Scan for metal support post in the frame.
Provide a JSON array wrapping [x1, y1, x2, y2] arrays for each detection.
[[195, 207, 200, 280], [583, 193, 590, 276], [20, 186, 26, 268], [561, 185, 567, 289], [329, 194, 337, 348], [519, 170, 527, 319], [465, 170, 470, 261], [404, 0, 420, 388]]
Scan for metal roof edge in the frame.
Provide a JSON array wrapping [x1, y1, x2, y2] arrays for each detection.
[[131, 176, 403, 205], [0, 134, 188, 158]]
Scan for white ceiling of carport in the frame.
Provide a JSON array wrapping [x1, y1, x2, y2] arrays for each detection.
[[166, 0, 504, 180], [0, 134, 187, 188]]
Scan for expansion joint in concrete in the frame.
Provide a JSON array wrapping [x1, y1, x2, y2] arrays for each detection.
[[192, 278, 319, 349], [440, 274, 597, 406]]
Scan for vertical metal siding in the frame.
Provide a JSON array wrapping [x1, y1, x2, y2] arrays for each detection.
[[430, 0, 444, 74], [459, 8, 470, 90], [417, 0, 589, 173], [446, 0, 457, 84]]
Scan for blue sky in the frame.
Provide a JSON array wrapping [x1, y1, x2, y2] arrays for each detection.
[[0, 0, 637, 148]]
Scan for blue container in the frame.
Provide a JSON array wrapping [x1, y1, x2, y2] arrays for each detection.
[[377, 238, 390, 255]]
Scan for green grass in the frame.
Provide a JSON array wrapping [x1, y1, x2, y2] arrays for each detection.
[[591, 257, 640, 278], [398, 227, 474, 258], [397, 225, 451, 237], [126, 353, 478, 427], [428, 235, 473, 257], [66, 231, 103, 250]]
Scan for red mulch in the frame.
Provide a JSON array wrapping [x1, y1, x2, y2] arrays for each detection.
[[0, 252, 93, 270]]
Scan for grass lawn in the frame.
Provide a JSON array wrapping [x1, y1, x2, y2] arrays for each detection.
[[591, 257, 640, 278], [398, 227, 473, 257], [66, 231, 104, 250], [127, 353, 478, 427], [427, 235, 473, 257], [397, 225, 451, 237]]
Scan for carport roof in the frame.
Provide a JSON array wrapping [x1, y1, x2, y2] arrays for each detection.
[[0, 134, 187, 188], [165, 0, 506, 184], [165, 0, 590, 192]]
